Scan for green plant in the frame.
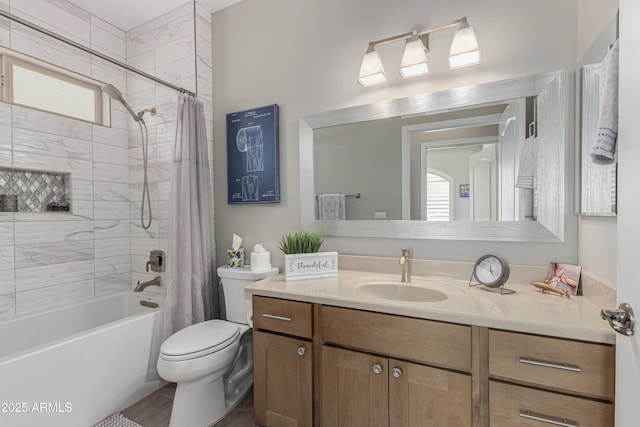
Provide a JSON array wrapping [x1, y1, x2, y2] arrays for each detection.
[[278, 231, 325, 254]]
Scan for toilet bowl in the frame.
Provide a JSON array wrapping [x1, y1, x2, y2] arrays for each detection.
[[157, 266, 278, 427]]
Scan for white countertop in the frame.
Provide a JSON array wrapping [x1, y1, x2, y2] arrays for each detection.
[[246, 269, 616, 344]]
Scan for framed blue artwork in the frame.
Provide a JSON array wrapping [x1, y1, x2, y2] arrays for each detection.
[[226, 104, 280, 204]]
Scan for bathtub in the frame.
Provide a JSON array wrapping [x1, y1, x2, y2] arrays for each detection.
[[0, 292, 164, 427]]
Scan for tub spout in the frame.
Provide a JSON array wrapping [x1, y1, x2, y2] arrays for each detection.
[[134, 276, 161, 292]]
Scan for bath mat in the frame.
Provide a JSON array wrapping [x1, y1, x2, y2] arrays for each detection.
[[94, 413, 142, 427]]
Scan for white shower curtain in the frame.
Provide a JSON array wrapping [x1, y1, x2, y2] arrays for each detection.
[[162, 93, 217, 340]]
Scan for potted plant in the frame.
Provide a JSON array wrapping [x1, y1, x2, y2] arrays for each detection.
[[279, 231, 338, 281]]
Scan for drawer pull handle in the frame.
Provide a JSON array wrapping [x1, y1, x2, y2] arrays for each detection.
[[262, 314, 292, 322], [372, 363, 383, 375], [297, 347, 306, 356], [519, 357, 582, 372], [519, 409, 579, 427]]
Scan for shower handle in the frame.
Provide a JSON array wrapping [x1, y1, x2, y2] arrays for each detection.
[[146, 250, 165, 273]]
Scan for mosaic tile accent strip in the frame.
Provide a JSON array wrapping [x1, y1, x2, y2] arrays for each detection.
[[0, 168, 69, 212]]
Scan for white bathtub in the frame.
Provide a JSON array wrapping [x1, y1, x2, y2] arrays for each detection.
[[0, 292, 164, 427]]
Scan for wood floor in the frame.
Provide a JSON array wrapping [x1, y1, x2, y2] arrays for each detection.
[[122, 383, 259, 427]]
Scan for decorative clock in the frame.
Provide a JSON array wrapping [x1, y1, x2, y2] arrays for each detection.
[[469, 254, 514, 294]]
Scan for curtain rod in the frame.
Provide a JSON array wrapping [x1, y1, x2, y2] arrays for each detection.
[[0, 9, 196, 96]]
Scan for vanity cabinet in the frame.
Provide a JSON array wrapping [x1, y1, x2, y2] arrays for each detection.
[[252, 295, 615, 427], [253, 296, 313, 427], [322, 346, 471, 427], [488, 329, 615, 426], [320, 305, 472, 427]]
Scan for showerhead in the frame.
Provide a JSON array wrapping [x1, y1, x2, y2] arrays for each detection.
[[102, 83, 125, 100], [102, 84, 140, 122]]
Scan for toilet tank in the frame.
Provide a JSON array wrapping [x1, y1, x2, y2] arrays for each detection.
[[217, 266, 279, 324]]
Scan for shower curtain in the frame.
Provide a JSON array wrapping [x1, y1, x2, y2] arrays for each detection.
[[162, 93, 218, 340]]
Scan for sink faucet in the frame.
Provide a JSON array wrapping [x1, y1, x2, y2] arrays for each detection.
[[399, 248, 411, 283], [134, 276, 161, 292]]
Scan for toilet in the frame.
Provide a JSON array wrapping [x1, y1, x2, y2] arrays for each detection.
[[157, 266, 279, 427]]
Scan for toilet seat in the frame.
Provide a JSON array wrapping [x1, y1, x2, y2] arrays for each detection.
[[160, 320, 240, 362]]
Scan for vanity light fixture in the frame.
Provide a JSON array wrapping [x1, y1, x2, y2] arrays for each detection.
[[399, 31, 430, 79], [448, 18, 481, 70], [357, 16, 480, 87], [357, 45, 386, 87]]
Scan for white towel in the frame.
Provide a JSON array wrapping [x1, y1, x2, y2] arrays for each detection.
[[591, 40, 619, 165], [516, 136, 537, 189], [318, 194, 346, 220]]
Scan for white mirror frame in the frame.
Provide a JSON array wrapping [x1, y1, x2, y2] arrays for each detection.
[[300, 70, 567, 242]]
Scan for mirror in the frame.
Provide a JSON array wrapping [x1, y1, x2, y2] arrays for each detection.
[[300, 71, 567, 242], [581, 63, 617, 216], [314, 100, 537, 222]]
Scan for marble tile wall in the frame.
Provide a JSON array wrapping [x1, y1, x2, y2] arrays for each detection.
[[0, 0, 129, 319], [0, 0, 214, 318], [126, 2, 214, 297], [195, 3, 214, 164]]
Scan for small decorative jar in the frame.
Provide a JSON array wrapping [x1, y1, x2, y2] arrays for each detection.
[[0, 194, 18, 212]]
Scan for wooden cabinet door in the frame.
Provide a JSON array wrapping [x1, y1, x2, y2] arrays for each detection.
[[321, 346, 389, 427], [389, 359, 472, 427], [254, 331, 313, 427]]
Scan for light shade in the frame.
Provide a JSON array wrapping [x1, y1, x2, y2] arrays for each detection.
[[399, 35, 429, 79], [448, 24, 481, 70], [357, 47, 386, 87]]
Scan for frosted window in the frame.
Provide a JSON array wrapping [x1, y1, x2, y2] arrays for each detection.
[[5, 57, 101, 124], [426, 172, 451, 221]]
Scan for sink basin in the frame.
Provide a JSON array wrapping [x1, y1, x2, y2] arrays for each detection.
[[358, 283, 448, 302]]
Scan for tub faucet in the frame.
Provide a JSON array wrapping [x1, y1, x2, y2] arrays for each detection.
[[399, 248, 411, 283], [134, 276, 161, 292]]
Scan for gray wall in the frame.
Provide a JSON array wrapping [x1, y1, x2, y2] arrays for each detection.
[[212, 0, 612, 271], [314, 120, 402, 220]]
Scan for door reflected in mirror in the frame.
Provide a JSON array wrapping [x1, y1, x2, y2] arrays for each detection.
[[425, 143, 499, 221]]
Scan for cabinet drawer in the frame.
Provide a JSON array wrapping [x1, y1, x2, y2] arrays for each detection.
[[490, 381, 614, 427], [320, 305, 471, 371], [489, 329, 615, 400], [253, 296, 312, 339]]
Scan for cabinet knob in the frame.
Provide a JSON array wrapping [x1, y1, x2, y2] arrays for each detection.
[[392, 367, 402, 378], [372, 363, 383, 375], [297, 347, 306, 356]]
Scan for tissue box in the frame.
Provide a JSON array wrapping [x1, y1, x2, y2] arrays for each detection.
[[227, 248, 245, 268]]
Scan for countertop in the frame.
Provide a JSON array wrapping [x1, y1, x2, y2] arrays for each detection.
[[246, 269, 616, 344]]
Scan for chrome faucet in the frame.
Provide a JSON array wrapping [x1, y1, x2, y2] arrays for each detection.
[[399, 248, 411, 283], [134, 276, 161, 292]]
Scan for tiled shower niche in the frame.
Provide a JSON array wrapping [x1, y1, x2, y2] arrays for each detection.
[[0, 167, 70, 212]]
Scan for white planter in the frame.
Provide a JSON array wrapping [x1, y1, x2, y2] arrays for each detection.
[[284, 251, 338, 281]]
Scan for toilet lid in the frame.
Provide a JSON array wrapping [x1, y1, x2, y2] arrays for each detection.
[[160, 320, 240, 361]]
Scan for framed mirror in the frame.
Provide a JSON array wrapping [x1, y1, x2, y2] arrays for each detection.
[[299, 70, 567, 242]]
